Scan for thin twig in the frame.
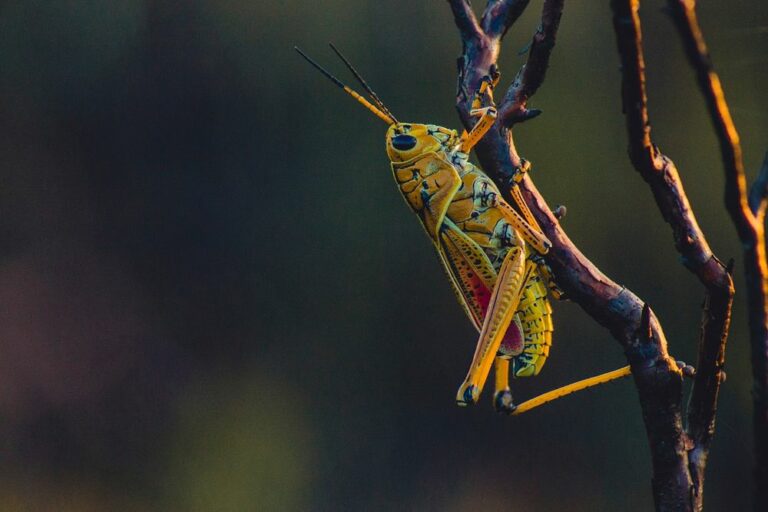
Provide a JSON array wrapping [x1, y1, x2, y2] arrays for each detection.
[[666, 0, 753, 241], [499, 0, 564, 126]]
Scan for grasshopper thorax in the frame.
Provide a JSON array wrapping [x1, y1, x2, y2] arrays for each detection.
[[386, 123, 459, 163]]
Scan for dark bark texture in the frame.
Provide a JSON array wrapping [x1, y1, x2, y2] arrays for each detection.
[[445, 1, 747, 510]]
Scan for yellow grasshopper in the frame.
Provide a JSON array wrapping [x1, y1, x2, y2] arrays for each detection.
[[296, 45, 631, 414]]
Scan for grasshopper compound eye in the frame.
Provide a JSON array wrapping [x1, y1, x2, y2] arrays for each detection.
[[391, 134, 417, 151]]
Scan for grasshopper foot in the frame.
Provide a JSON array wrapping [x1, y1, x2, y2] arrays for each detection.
[[676, 360, 696, 378], [456, 382, 480, 407], [494, 389, 517, 415]]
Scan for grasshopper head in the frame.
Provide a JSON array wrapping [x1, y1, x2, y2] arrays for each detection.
[[386, 123, 459, 163]]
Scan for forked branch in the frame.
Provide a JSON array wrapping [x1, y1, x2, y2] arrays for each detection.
[[448, 0, 736, 510]]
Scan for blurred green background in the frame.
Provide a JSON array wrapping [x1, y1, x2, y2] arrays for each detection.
[[0, 1, 765, 510]]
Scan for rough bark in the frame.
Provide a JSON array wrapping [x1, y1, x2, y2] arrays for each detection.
[[447, 1, 736, 509]]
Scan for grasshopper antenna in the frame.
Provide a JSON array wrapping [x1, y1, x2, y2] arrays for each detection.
[[294, 46, 395, 125], [328, 43, 398, 124]]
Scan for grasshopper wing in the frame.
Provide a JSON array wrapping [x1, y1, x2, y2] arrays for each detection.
[[436, 219, 525, 355], [436, 218, 494, 330]]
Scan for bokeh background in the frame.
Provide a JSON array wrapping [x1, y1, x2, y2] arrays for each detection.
[[0, 1, 766, 510]]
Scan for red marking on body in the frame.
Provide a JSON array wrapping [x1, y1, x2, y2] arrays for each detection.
[[464, 270, 523, 356], [499, 320, 524, 355], [464, 272, 492, 326]]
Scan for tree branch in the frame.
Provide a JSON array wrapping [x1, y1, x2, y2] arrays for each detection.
[[481, 0, 531, 40], [666, 0, 754, 242], [498, 0, 564, 126], [449, 3, 698, 509], [612, 1, 734, 506], [448, 0, 482, 41], [666, 2, 768, 510]]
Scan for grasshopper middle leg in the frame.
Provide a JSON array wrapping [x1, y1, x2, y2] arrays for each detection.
[[490, 262, 555, 413], [493, 357, 517, 413]]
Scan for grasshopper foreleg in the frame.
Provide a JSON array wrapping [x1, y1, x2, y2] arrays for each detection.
[[457, 71, 501, 154]]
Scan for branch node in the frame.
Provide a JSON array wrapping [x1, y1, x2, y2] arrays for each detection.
[[625, 343, 660, 367]]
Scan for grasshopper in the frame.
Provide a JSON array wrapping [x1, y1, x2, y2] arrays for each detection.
[[296, 45, 631, 414]]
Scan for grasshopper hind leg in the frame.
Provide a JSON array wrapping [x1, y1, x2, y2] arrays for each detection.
[[511, 267, 553, 378], [492, 266, 554, 413], [456, 246, 528, 406]]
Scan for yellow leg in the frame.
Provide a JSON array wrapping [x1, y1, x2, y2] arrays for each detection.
[[457, 74, 500, 154], [493, 358, 517, 414], [494, 357, 510, 393], [500, 191, 568, 299], [458, 107, 497, 153], [503, 177, 566, 297], [472, 77, 494, 110], [497, 200, 552, 255], [503, 160, 553, 257], [510, 365, 632, 415], [510, 184, 541, 233], [456, 246, 530, 405], [460, 73, 552, 255]]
